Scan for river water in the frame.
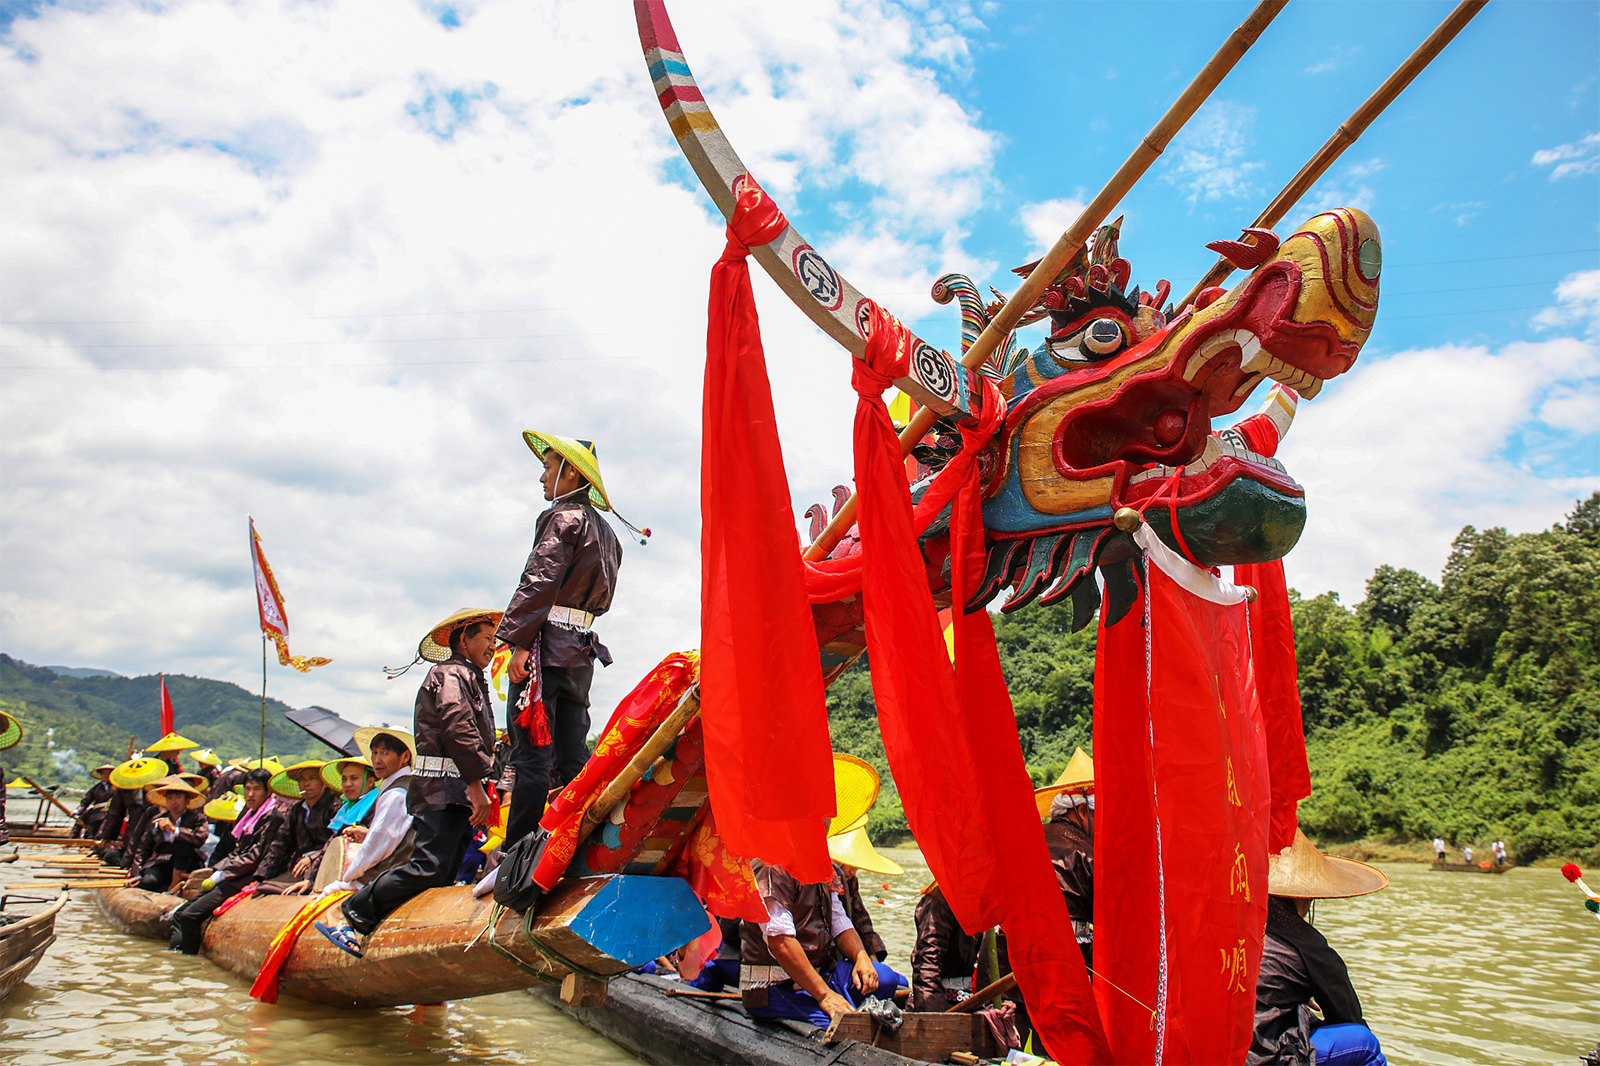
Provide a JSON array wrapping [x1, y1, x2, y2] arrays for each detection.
[[3, 843, 1596, 1065]]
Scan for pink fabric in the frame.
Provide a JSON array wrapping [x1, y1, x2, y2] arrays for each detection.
[[699, 176, 834, 884], [232, 797, 276, 840]]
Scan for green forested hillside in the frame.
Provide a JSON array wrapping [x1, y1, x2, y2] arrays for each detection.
[[828, 494, 1599, 862], [0, 655, 334, 788]]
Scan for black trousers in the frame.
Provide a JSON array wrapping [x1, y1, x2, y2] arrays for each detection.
[[341, 807, 470, 935], [504, 663, 593, 846], [170, 878, 248, 954], [138, 839, 201, 892]]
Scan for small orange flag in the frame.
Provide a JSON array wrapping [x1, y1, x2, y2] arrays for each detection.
[[249, 518, 331, 673]]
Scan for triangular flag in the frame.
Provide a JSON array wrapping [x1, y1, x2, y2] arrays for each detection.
[[249, 518, 331, 673], [158, 675, 174, 736]]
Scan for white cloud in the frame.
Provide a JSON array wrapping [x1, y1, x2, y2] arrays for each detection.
[[1160, 99, 1265, 206], [1531, 130, 1600, 180], [1015, 196, 1089, 258], [0, 0, 997, 733], [1532, 268, 1600, 338], [1305, 158, 1384, 214], [1279, 338, 1600, 605]]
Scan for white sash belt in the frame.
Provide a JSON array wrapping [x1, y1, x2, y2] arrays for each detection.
[[413, 755, 460, 778], [548, 605, 595, 631]]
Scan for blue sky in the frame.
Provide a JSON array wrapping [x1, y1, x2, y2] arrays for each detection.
[[0, 0, 1594, 730]]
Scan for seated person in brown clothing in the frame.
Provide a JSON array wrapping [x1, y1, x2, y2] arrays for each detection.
[[260, 761, 336, 892], [169, 768, 290, 954], [123, 781, 209, 893], [910, 883, 982, 1011]]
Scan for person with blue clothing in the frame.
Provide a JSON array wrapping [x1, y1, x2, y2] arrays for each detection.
[[1250, 828, 1391, 1066]]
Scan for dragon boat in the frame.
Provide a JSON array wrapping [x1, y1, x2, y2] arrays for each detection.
[[1429, 860, 1513, 875]]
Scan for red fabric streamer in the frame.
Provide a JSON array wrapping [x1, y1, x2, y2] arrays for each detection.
[[533, 652, 700, 890], [514, 641, 550, 745], [668, 809, 771, 922], [1234, 559, 1310, 853], [158, 675, 174, 737], [849, 303, 1108, 1063], [1094, 562, 1269, 1064], [699, 177, 834, 885]]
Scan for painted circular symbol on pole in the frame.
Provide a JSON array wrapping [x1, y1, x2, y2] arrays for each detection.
[[792, 244, 843, 312], [913, 342, 954, 400], [855, 298, 875, 339]]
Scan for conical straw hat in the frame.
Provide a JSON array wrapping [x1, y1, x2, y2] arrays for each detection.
[[322, 757, 374, 791], [144, 732, 199, 753], [0, 708, 20, 752], [91, 764, 117, 781], [146, 780, 206, 810], [205, 792, 245, 821], [354, 727, 417, 768], [270, 760, 329, 799], [827, 754, 881, 838], [419, 608, 504, 665], [110, 757, 170, 789], [189, 748, 222, 767], [523, 432, 612, 511], [1267, 827, 1389, 899], [1034, 747, 1094, 818], [828, 824, 904, 876]]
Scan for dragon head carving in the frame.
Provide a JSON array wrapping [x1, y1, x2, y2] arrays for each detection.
[[920, 207, 1380, 624]]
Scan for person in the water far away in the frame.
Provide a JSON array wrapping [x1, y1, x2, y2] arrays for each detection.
[[316, 611, 497, 957], [498, 432, 628, 847], [169, 768, 289, 954], [1249, 827, 1391, 1066], [124, 781, 208, 893], [739, 859, 904, 1027]]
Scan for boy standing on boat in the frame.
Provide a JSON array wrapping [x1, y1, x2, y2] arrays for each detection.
[[497, 433, 636, 846], [318, 610, 499, 956]]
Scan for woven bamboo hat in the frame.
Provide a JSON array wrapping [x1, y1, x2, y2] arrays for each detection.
[[1268, 827, 1390, 899], [270, 760, 329, 799], [110, 757, 170, 789], [144, 732, 198, 753], [1033, 748, 1094, 818], [827, 754, 881, 838], [189, 748, 222, 768], [419, 608, 504, 665], [0, 708, 20, 751], [354, 727, 417, 768], [91, 764, 116, 781], [523, 432, 612, 511], [205, 792, 245, 821], [828, 818, 904, 876], [147, 779, 206, 810], [321, 756, 375, 791]]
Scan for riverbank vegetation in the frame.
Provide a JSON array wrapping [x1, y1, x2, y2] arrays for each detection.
[[830, 494, 1598, 863]]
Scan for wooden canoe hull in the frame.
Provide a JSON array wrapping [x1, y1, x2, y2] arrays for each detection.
[[536, 973, 966, 1066], [0, 894, 67, 1002], [1429, 861, 1512, 874], [96, 887, 176, 940]]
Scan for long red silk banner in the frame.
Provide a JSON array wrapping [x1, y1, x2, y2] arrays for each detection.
[[850, 305, 1108, 1064], [1095, 546, 1269, 1064], [699, 179, 834, 885], [1235, 558, 1311, 854]]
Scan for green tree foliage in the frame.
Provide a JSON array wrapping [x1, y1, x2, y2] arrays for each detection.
[[829, 494, 1599, 860], [0, 655, 333, 789]]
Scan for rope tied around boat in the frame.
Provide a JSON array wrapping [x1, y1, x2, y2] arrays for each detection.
[[518, 904, 612, 983], [482, 902, 561, 986]]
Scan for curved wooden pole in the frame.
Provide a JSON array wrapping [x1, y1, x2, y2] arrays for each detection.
[[16, 774, 89, 831], [1177, 0, 1488, 311], [802, 0, 1289, 561], [576, 684, 701, 839]]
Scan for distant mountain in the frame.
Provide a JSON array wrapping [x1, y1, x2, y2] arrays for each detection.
[[0, 654, 341, 789], [43, 665, 125, 679]]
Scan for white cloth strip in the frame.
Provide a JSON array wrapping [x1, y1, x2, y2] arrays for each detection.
[[1133, 523, 1251, 606]]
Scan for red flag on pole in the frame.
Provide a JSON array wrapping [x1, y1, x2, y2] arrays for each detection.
[[249, 518, 331, 673], [158, 675, 174, 736]]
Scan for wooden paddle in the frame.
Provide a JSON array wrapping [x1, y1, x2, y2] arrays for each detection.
[[943, 973, 1018, 1014], [14, 774, 91, 831]]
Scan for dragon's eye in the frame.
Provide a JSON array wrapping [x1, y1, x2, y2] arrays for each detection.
[[1082, 319, 1125, 357]]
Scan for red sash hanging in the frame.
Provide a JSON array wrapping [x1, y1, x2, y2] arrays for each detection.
[[1233, 559, 1310, 853], [699, 178, 834, 884], [849, 304, 1109, 1063]]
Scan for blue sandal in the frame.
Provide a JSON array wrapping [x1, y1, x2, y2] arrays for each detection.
[[314, 922, 364, 958]]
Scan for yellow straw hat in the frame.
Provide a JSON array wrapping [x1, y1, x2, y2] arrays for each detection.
[[420, 608, 504, 665], [1034, 747, 1095, 819], [144, 732, 199, 753], [146, 780, 206, 811], [110, 757, 170, 789], [522, 431, 651, 543], [1268, 827, 1390, 900], [828, 824, 904, 876], [827, 754, 881, 838], [353, 727, 418, 769], [189, 748, 222, 768], [0, 708, 21, 752], [321, 756, 375, 791], [205, 792, 245, 821], [270, 760, 328, 799]]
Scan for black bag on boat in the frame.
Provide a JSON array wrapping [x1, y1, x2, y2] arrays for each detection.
[[494, 827, 553, 912]]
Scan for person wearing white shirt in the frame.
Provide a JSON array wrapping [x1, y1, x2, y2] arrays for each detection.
[[320, 732, 416, 895]]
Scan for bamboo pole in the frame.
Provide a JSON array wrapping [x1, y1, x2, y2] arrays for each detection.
[[943, 972, 1018, 1013], [803, 0, 1288, 561], [1176, 0, 1488, 310], [260, 634, 268, 763], [15, 775, 88, 831], [576, 685, 701, 839]]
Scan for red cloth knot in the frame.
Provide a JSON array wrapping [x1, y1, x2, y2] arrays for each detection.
[[958, 371, 1005, 450], [722, 175, 788, 260], [852, 301, 910, 398]]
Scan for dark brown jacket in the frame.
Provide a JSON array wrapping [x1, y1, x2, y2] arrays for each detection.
[[409, 654, 496, 812], [282, 788, 339, 865], [214, 802, 289, 884], [496, 497, 622, 667], [128, 807, 208, 875], [98, 787, 147, 844], [1249, 896, 1365, 1065], [839, 869, 887, 960], [740, 862, 838, 1010], [1043, 812, 1094, 933], [911, 885, 982, 1011]]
